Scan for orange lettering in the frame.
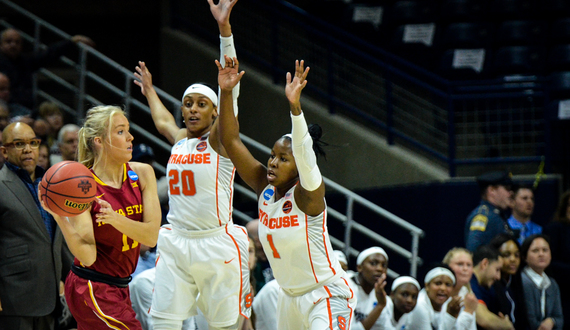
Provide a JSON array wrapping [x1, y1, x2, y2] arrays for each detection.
[[291, 215, 299, 227], [245, 292, 253, 308]]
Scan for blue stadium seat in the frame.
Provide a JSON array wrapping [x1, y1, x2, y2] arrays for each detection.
[[383, 0, 437, 27], [343, 4, 386, 43], [387, 23, 438, 69], [549, 18, 570, 46], [488, 0, 536, 21], [438, 48, 492, 80], [548, 71, 570, 99], [547, 44, 570, 73], [538, 0, 570, 20], [439, 0, 489, 23], [439, 22, 495, 49], [491, 45, 546, 76], [495, 20, 548, 46]]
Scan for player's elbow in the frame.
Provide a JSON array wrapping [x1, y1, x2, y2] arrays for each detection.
[[78, 251, 97, 267]]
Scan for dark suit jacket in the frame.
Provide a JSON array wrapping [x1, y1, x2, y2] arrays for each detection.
[[0, 165, 71, 317]]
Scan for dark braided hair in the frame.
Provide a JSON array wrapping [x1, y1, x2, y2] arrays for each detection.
[[308, 124, 327, 160], [282, 123, 328, 160]]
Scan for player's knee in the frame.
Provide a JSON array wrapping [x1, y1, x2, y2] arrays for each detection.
[[152, 316, 183, 330]]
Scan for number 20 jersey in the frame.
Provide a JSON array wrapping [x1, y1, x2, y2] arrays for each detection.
[[166, 134, 236, 231]]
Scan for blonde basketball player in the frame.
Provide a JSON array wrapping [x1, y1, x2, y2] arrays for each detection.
[[217, 57, 356, 330], [133, 1, 251, 329]]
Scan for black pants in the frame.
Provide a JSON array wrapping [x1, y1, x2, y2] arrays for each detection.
[[0, 314, 55, 330]]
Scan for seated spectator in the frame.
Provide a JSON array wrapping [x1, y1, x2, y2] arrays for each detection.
[[37, 142, 50, 170], [349, 246, 389, 330], [36, 101, 64, 150], [377, 276, 421, 330], [543, 190, 570, 329], [129, 268, 196, 330], [33, 117, 50, 142], [50, 123, 79, 164], [520, 234, 564, 330], [9, 112, 34, 127], [245, 219, 273, 292], [0, 28, 94, 109], [489, 233, 529, 329], [0, 72, 32, 117], [507, 184, 542, 245], [0, 128, 3, 168], [131, 244, 157, 279], [0, 100, 8, 131], [334, 250, 350, 272], [470, 245, 515, 330], [0, 72, 8, 101], [408, 264, 457, 329], [442, 247, 478, 329]]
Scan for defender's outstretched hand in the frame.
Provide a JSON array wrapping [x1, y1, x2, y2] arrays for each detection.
[[208, 0, 238, 28], [285, 60, 310, 108], [134, 61, 154, 97], [216, 55, 245, 92]]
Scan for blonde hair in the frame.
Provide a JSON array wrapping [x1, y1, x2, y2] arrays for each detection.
[[442, 247, 472, 265], [77, 105, 125, 168]]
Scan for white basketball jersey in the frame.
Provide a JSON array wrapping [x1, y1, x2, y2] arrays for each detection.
[[258, 184, 342, 296], [166, 134, 235, 230]]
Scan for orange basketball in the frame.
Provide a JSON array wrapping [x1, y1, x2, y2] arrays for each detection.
[[40, 161, 97, 217]]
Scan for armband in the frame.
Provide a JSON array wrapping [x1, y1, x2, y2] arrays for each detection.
[[291, 112, 322, 191], [219, 34, 239, 116]]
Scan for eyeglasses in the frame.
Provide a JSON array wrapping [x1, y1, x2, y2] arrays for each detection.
[[3, 139, 41, 149]]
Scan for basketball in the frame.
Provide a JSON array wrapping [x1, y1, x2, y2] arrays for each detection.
[[40, 161, 97, 217]]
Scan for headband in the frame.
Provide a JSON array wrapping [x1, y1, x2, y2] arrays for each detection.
[[391, 276, 421, 292], [357, 247, 388, 266], [334, 250, 348, 265], [181, 84, 218, 107], [424, 267, 456, 285]]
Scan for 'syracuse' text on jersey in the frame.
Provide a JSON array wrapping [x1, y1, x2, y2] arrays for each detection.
[[166, 134, 236, 231], [258, 184, 342, 296], [74, 163, 143, 278]]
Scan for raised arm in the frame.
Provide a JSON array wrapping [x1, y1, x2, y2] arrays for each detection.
[[216, 56, 268, 196], [94, 162, 161, 247], [209, 0, 241, 148], [287, 60, 326, 216], [134, 61, 184, 144]]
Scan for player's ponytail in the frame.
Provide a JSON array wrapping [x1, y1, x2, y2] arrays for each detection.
[[308, 124, 327, 160]]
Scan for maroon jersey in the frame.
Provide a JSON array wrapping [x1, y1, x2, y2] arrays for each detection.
[[73, 163, 143, 278]]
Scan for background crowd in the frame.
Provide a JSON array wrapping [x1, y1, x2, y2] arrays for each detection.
[[1, 1, 570, 330]]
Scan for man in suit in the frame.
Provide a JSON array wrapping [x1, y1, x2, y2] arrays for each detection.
[[0, 122, 71, 330]]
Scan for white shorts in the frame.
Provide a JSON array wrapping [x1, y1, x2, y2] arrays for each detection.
[[276, 277, 356, 330], [150, 223, 252, 327]]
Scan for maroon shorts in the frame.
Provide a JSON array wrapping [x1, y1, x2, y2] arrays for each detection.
[[65, 272, 142, 330]]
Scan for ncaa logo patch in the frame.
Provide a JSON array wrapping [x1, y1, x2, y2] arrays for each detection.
[[128, 170, 139, 181], [196, 141, 207, 152], [282, 200, 292, 214], [263, 189, 274, 201]]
